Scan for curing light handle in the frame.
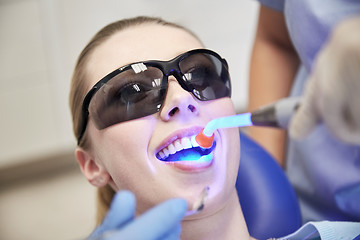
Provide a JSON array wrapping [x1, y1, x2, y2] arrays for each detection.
[[195, 97, 301, 148], [250, 97, 301, 128]]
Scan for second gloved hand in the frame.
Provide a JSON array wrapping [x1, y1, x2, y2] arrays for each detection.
[[290, 16, 360, 144], [88, 190, 187, 240]]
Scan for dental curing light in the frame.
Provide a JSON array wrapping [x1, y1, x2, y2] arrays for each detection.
[[195, 97, 301, 148]]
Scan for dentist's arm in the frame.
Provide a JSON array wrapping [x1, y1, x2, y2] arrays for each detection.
[[290, 16, 360, 144], [248, 5, 300, 166], [88, 191, 187, 240]]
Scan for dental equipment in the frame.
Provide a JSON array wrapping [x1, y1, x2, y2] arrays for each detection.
[[185, 186, 209, 216], [195, 97, 301, 148]]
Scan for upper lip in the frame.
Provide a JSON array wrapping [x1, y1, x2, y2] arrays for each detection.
[[155, 126, 204, 158]]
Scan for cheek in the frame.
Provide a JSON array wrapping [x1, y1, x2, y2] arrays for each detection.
[[197, 99, 239, 190], [218, 99, 240, 173], [90, 118, 156, 189], [205, 98, 236, 118], [224, 127, 241, 177], [214, 99, 240, 184]]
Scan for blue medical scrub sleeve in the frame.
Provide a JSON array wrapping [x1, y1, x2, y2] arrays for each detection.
[[279, 221, 360, 240]]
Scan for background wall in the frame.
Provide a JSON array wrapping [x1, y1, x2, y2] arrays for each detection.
[[0, 0, 259, 239]]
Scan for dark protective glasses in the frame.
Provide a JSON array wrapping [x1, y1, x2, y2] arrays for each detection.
[[78, 49, 231, 144]]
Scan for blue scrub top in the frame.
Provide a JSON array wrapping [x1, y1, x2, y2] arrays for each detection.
[[257, 0, 360, 222]]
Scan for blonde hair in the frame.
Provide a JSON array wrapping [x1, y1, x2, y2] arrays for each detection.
[[69, 16, 200, 225]]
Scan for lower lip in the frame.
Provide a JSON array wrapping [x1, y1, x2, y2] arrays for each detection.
[[165, 153, 214, 171]]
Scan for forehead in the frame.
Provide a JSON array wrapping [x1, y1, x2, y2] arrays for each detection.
[[85, 23, 204, 87]]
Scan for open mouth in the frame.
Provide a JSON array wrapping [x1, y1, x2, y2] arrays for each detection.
[[156, 135, 216, 162]]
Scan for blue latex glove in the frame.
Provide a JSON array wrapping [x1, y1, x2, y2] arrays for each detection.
[[88, 191, 187, 240]]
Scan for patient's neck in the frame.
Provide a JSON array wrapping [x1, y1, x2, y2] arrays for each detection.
[[180, 190, 252, 240]]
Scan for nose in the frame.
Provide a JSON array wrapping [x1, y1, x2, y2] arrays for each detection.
[[159, 77, 199, 121]]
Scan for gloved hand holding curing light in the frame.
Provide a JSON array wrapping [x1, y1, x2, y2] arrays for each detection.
[[88, 190, 187, 240], [290, 16, 360, 144]]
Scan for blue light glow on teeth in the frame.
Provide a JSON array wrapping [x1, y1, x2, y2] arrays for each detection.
[[156, 135, 216, 162], [178, 152, 213, 163]]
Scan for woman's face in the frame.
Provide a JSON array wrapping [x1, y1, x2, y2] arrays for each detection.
[[82, 23, 240, 216]]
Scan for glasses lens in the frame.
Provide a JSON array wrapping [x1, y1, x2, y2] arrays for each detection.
[[179, 52, 231, 100], [89, 65, 166, 129]]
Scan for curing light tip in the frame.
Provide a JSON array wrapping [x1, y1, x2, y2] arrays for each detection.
[[195, 129, 214, 149]]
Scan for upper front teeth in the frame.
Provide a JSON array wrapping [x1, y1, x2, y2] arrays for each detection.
[[157, 135, 199, 160]]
